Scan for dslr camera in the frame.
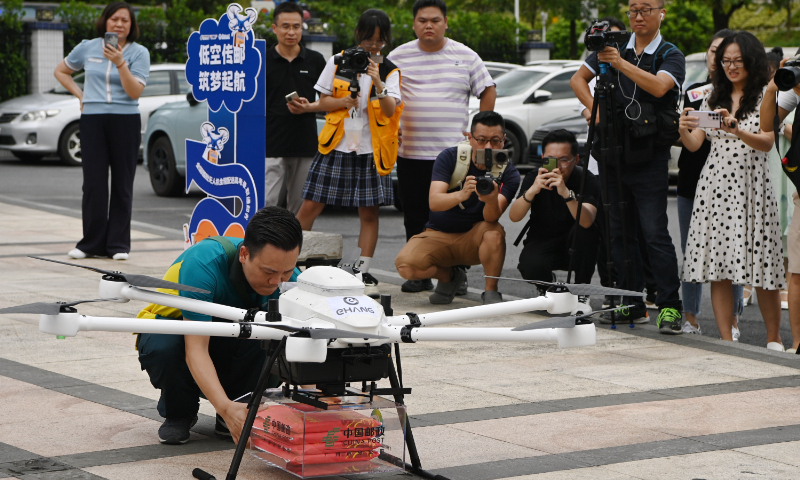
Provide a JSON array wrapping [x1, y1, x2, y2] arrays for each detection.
[[474, 148, 509, 195], [775, 56, 800, 91], [334, 47, 371, 75], [584, 20, 631, 52]]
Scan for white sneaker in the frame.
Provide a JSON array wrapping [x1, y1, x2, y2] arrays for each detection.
[[112, 252, 129, 261], [732, 326, 740, 342], [68, 248, 87, 259], [767, 342, 785, 352], [361, 272, 379, 299], [574, 295, 591, 315], [786, 348, 797, 354], [682, 322, 702, 334]]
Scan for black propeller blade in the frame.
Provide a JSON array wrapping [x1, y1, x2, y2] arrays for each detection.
[[512, 305, 636, 331], [0, 298, 119, 316], [29, 256, 210, 294], [252, 323, 387, 340], [485, 276, 645, 298]]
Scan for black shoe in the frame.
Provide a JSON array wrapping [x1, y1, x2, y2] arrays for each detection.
[[430, 267, 467, 305], [158, 416, 197, 444], [455, 274, 468, 296], [599, 306, 649, 324], [401, 278, 434, 292], [215, 414, 231, 438], [362, 272, 380, 299]]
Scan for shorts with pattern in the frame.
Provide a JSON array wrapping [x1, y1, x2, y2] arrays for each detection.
[[302, 150, 393, 207]]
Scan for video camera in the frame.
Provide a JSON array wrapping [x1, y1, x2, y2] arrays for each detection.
[[584, 20, 631, 52], [334, 47, 371, 75], [475, 148, 509, 195], [775, 56, 800, 91]]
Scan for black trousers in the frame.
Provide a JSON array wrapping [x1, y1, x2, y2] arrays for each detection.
[[137, 332, 268, 419], [396, 156, 434, 241], [518, 226, 600, 285], [77, 114, 140, 256], [595, 202, 657, 294]]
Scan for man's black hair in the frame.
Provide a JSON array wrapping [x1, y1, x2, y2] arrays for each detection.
[[272, 1, 304, 25], [598, 16, 626, 31], [470, 110, 505, 134], [541, 129, 579, 157], [242, 206, 303, 255], [413, 0, 446, 18], [356, 9, 392, 45]]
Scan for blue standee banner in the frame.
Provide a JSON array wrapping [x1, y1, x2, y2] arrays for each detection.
[[182, 3, 266, 246]]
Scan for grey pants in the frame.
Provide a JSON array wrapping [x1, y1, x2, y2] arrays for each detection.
[[264, 156, 314, 214]]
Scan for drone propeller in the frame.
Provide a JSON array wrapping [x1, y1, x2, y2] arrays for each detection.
[[252, 323, 387, 340], [29, 256, 210, 294], [485, 276, 645, 298], [0, 298, 120, 316], [512, 305, 636, 331]]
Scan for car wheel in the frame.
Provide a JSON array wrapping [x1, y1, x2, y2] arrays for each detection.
[[504, 128, 523, 166], [392, 179, 403, 211], [58, 123, 82, 166], [149, 136, 184, 197], [11, 152, 44, 162]]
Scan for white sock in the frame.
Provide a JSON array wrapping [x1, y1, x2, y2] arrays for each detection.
[[356, 256, 372, 273]]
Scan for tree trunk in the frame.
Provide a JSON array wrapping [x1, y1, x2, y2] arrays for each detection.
[[711, 0, 746, 33], [570, 18, 577, 59]]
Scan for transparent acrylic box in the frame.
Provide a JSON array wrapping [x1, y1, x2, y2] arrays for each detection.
[[250, 388, 407, 478]]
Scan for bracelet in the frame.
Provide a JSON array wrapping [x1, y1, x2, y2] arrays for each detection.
[[116, 60, 127, 69], [521, 191, 533, 203]]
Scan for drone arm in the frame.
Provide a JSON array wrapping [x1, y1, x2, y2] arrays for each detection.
[[119, 286, 267, 323], [381, 324, 596, 349], [386, 296, 555, 327]]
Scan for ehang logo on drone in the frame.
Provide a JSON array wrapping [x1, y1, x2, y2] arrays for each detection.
[[326, 296, 377, 318]]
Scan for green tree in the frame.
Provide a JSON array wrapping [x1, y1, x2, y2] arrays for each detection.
[[660, 0, 714, 55], [710, 0, 752, 31], [0, 0, 27, 102], [56, 1, 100, 54]]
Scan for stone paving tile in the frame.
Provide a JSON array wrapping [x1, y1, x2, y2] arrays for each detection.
[[498, 467, 645, 479], [734, 439, 800, 467]]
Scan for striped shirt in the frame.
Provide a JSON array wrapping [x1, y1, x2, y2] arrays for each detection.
[[387, 39, 494, 160]]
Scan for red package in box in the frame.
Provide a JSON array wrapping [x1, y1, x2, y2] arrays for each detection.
[[252, 431, 381, 455], [252, 435, 378, 465], [256, 404, 382, 436]]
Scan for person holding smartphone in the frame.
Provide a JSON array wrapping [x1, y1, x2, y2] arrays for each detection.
[[679, 31, 784, 348], [509, 129, 601, 313], [54, 1, 150, 261]]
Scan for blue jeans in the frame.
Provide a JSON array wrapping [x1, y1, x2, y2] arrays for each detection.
[[599, 150, 682, 310], [677, 195, 744, 316]]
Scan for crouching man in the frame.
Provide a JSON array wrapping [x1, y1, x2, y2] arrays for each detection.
[[395, 111, 520, 305], [136, 206, 301, 445], [509, 129, 600, 312]]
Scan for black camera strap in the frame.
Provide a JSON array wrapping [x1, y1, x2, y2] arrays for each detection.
[[773, 92, 800, 191]]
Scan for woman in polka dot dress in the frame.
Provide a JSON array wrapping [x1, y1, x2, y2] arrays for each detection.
[[678, 31, 784, 345]]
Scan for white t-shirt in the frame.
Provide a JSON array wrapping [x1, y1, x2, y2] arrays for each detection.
[[778, 89, 800, 114], [314, 56, 401, 155]]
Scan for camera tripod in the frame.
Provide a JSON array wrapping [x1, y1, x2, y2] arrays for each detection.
[[566, 61, 635, 329]]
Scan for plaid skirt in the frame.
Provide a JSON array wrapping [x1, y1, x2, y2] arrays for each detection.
[[302, 150, 394, 207]]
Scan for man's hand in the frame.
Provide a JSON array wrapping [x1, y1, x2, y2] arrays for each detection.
[[220, 400, 250, 445], [529, 167, 551, 197], [476, 177, 499, 203], [287, 97, 309, 114], [767, 59, 788, 94], [546, 168, 569, 198], [341, 94, 358, 110], [460, 175, 477, 201], [398, 126, 403, 146], [597, 46, 623, 70]]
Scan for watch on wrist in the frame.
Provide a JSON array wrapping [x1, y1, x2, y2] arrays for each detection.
[[564, 190, 576, 203], [376, 87, 388, 99]]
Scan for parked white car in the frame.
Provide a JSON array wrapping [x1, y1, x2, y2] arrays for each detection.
[[469, 63, 583, 166], [0, 63, 189, 166]]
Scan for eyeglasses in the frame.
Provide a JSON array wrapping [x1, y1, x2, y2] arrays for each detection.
[[542, 156, 575, 165], [625, 7, 659, 18], [360, 40, 386, 49], [720, 59, 744, 69], [472, 136, 505, 148], [275, 24, 302, 32]]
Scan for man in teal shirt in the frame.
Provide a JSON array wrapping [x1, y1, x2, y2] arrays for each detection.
[[137, 206, 301, 445]]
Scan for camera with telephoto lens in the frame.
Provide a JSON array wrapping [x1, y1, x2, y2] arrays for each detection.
[[584, 20, 631, 52], [775, 57, 800, 91], [334, 47, 371, 75], [475, 148, 509, 196]]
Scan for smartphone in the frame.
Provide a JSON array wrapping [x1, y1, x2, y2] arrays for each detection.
[[692, 110, 722, 129], [541, 156, 558, 172], [285, 91, 299, 103], [104, 32, 119, 49]]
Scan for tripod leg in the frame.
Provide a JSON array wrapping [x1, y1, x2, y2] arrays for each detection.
[[221, 337, 287, 480]]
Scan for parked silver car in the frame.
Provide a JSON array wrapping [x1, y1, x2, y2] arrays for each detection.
[[0, 63, 188, 166]]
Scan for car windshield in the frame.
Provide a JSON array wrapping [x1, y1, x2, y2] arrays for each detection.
[[51, 73, 85, 94], [684, 59, 708, 89], [495, 70, 548, 97]]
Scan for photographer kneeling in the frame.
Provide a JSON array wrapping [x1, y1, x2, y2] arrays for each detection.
[[569, 0, 685, 333], [509, 130, 600, 313], [395, 111, 520, 305]]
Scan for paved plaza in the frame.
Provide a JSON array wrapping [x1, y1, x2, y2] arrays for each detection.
[[2, 200, 800, 480]]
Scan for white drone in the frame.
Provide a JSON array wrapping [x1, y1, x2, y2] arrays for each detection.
[[1, 255, 642, 480]]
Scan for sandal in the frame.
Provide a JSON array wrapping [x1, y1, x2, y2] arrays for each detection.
[[780, 289, 789, 310], [742, 285, 753, 306]]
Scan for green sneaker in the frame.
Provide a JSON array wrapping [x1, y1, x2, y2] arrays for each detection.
[[657, 307, 683, 335]]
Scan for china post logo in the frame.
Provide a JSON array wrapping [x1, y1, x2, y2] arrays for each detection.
[[186, 3, 262, 113]]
